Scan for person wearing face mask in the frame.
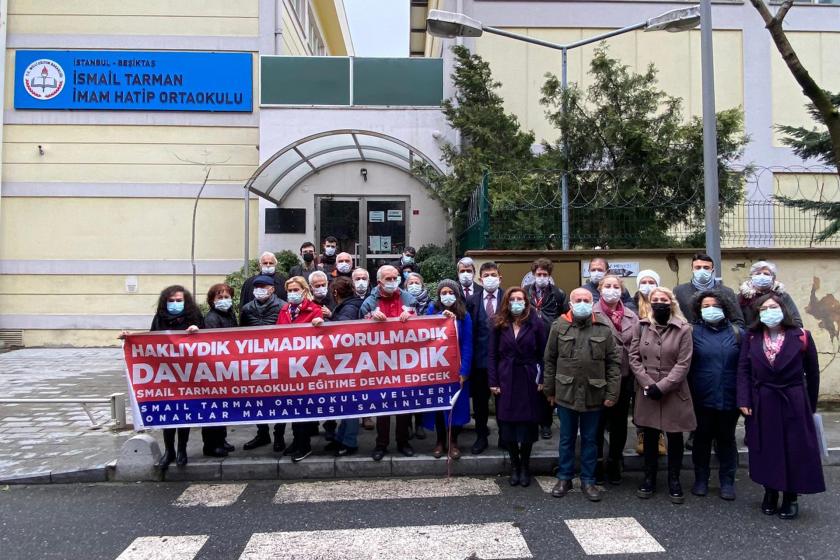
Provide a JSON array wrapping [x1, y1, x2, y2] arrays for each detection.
[[593, 275, 639, 486], [544, 288, 621, 502], [317, 236, 339, 276], [737, 293, 823, 520], [738, 260, 802, 328], [525, 258, 569, 441], [629, 287, 695, 504], [582, 257, 637, 312], [470, 262, 505, 453], [633, 269, 660, 321], [488, 288, 547, 488], [405, 272, 432, 315], [202, 283, 238, 458], [276, 276, 324, 462], [456, 257, 482, 315], [673, 253, 743, 327], [360, 265, 418, 460], [148, 285, 203, 469], [393, 246, 419, 287], [351, 267, 371, 299], [308, 271, 335, 319], [289, 241, 318, 282], [421, 279, 473, 460], [331, 251, 354, 281], [240, 275, 286, 452], [239, 251, 288, 311], [687, 290, 743, 501]]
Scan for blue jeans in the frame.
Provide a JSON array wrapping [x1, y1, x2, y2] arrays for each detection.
[[336, 418, 360, 448], [556, 406, 602, 485]]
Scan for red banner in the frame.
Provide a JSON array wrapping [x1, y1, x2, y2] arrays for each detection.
[[122, 316, 460, 429]]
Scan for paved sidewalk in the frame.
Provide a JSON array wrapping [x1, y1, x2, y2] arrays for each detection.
[[2, 348, 839, 484]]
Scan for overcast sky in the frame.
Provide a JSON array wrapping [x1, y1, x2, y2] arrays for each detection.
[[345, 0, 409, 57]]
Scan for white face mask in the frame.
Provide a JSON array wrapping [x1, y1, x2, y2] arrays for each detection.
[[253, 287, 270, 301], [214, 297, 233, 312], [482, 276, 500, 292], [261, 266, 276, 275], [535, 276, 550, 288], [354, 279, 369, 293], [589, 270, 605, 284], [458, 272, 474, 286], [313, 286, 328, 299], [638, 284, 656, 297], [337, 262, 352, 274], [382, 280, 399, 294], [601, 287, 621, 304], [324, 247, 336, 256]]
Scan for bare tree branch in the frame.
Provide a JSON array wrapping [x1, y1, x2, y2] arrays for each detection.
[[749, 0, 840, 176]]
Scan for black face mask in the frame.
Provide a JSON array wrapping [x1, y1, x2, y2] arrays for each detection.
[[302, 253, 314, 263], [651, 302, 671, 324]]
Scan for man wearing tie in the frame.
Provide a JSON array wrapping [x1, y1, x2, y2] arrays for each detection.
[[470, 261, 505, 454], [457, 257, 482, 315]]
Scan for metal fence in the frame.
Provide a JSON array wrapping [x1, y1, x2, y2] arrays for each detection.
[[457, 166, 840, 251]]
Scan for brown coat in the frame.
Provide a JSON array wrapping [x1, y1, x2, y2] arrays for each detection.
[[628, 316, 696, 432], [594, 303, 639, 379]]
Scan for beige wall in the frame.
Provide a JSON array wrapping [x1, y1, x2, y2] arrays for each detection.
[[474, 28, 744, 144], [468, 249, 840, 400], [771, 30, 840, 146]]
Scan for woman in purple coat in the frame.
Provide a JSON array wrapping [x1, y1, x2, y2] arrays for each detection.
[[489, 287, 547, 488], [737, 293, 824, 520]]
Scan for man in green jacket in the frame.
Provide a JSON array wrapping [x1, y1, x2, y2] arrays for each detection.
[[544, 288, 621, 502]]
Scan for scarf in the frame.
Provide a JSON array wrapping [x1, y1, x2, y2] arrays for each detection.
[[599, 298, 625, 332], [763, 330, 785, 365]]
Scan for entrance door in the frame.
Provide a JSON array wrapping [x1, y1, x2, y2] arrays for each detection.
[[316, 196, 409, 271]]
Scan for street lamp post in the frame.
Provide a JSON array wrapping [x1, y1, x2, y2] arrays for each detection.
[[428, 7, 708, 253]]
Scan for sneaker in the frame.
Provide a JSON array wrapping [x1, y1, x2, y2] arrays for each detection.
[[291, 448, 312, 463], [540, 426, 552, 440], [336, 444, 358, 457]]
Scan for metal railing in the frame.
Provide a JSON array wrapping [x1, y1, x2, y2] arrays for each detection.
[[0, 393, 127, 430]]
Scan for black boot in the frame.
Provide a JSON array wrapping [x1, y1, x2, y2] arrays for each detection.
[[668, 470, 684, 504], [175, 428, 189, 466], [637, 471, 656, 499], [594, 460, 606, 486], [778, 492, 799, 520], [761, 487, 780, 515], [606, 459, 622, 485], [519, 443, 532, 488], [157, 428, 176, 469], [508, 446, 521, 487]]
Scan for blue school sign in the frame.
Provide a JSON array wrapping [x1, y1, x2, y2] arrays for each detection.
[[14, 50, 252, 112]]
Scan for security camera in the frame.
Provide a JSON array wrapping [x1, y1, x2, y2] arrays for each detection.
[[360, 168, 368, 181]]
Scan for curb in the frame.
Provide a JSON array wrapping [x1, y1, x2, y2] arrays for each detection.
[[3, 448, 839, 485]]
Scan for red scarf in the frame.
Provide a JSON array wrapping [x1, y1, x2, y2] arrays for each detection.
[[599, 298, 625, 332]]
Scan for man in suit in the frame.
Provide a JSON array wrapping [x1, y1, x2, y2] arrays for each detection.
[[457, 257, 483, 315], [470, 261, 505, 454]]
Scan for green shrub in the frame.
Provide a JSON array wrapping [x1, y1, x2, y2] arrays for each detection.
[[419, 254, 456, 285], [276, 250, 301, 276], [416, 243, 451, 263]]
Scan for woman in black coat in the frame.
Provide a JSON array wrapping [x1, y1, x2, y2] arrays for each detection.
[[201, 283, 237, 458], [149, 285, 203, 469]]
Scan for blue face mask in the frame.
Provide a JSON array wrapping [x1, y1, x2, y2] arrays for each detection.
[[214, 297, 233, 312], [407, 284, 422, 296], [700, 306, 724, 324], [440, 294, 457, 307], [402, 256, 414, 265], [693, 269, 713, 284], [752, 274, 773, 289], [403, 271, 411, 279], [287, 292, 303, 305], [167, 301, 185, 315], [572, 301, 593, 319], [510, 301, 526, 315], [760, 307, 784, 328]]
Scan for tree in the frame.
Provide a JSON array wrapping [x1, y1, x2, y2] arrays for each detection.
[[749, 0, 840, 176], [774, 93, 840, 241], [413, 44, 537, 237], [539, 46, 750, 248]]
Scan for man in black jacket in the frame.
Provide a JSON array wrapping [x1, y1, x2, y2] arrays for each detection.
[[317, 236, 339, 276], [581, 257, 637, 313], [239, 252, 287, 311], [240, 275, 286, 451], [289, 241, 318, 282]]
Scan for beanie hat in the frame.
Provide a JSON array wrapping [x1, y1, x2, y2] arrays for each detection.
[[636, 269, 660, 287], [437, 278, 463, 301]]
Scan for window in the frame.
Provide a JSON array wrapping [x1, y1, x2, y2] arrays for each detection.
[[290, 0, 306, 22], [307, 7, 326, 56]]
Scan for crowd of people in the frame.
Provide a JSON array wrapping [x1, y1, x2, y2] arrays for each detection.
[[137, 240, 825, 520]]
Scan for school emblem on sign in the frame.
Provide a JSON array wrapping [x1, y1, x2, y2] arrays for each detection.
[[22, 58, 65, 100]]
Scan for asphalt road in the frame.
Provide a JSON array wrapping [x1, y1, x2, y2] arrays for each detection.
[[1, 468, 837, 559]]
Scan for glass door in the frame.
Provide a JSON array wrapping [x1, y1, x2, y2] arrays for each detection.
[[316, 195, 410, 271]]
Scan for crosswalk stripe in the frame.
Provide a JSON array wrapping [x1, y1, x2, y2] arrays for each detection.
[[115, 535, 209, 560], [273, 477, 501, 504], [174, 483, 247, 507], [239, 522, 532, 560], [565, 517, 665, 555]]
